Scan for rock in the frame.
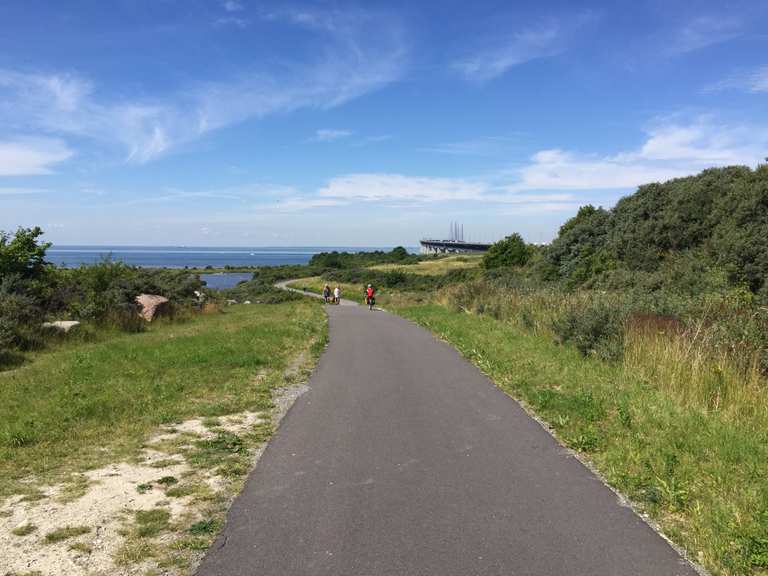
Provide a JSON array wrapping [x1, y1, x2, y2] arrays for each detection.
[[244, 300, 252, 304], [42, 320, 81, 333], [135, 294, 170, 322], [226, 299, 238, 306]]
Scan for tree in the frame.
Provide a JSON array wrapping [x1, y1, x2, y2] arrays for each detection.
[[0, 227, 51, 279], [391, 246, 409, 260], [482, 234, 532, 269]]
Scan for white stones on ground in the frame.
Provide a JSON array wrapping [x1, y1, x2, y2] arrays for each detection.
[[42, 321, 81, 333]]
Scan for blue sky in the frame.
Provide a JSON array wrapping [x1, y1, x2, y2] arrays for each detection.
[[1, 0, 767, 246]]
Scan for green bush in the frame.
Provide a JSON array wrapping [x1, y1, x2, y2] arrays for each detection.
[[309, 247, 417, 269], [541, 165, 768, 295], [482, 234, 532, 269], [551, 297, 627, 361], [0, 226, 50, 279], [322, 267, 478, 292], [0, 273, 47, 359]]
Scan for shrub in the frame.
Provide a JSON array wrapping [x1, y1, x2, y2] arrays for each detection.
[[482, 234, 532, 269], [309, 247, 418, 269], [540, 165, 768, 294], [0, 274, 45, 351], [551, 297, 627, 361], [0, 226, 50, 279]]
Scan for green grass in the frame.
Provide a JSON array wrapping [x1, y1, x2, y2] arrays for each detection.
[[187, 518, 220, 535], [135, 508, 171, 538], [114, 537, 156, 566], [68, 541, 93, 554], [369, 254, 481, 275], [136, 483, 153, 494], [44, 525, 91, 543], [11, 523, 37, 536], [396, 303, 768, 576], [0, 301, 325, 498]]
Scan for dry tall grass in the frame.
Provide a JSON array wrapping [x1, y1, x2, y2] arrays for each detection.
[[440, 280, 768, 421]]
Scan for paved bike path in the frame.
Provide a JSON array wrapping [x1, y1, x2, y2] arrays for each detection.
[[196, 301, 699, 575]]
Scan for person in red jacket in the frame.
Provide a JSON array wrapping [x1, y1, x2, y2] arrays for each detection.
[[365, 284, 376, 310]]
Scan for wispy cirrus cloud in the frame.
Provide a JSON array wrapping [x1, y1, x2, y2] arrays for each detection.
[[223, 0, 243, 12], [262, 197, 348, 212], [318, 173, 487, 202], [454, 13, 594, 82], [422, 136, 522, 156], [454, 23, 562, 82], [0, 8, 406, 164], [312, 129, 353, 142], [666, 16, 743, 56], [314, 173, 575, 211], [705, 65, 768, 93], [0, 187, 48, 195], [0, 138, 73, 175], [215, 16, 248, 28]]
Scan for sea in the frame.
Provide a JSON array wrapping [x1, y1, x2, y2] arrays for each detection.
[[46, 245, 415, 290]]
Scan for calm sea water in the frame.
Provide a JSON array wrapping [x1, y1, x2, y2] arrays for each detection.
[[47, 246, 412, 269], [199, 272, 255, 290]]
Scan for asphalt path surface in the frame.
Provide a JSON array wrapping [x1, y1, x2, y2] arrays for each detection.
[[196, 293, 699, 575]]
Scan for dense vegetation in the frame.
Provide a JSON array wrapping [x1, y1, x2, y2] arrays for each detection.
[[541, 165, 768, 297], [481, 233, 533, 269], [0, 239, 427, 368], [0, 227, 204, 365], [308, 246, 414, 269]]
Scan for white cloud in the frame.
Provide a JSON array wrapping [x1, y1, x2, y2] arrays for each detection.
[[423, 136, 520, 156], [501, 202, 580, 215], [667, 16, 743, 55], [312, 129, 353, 142], [0, 138, 73, 175], [0, 9, 405, 163], [512, 118, 767, 191], [108, 182, 297, 207], [223, 1, 243, 12], [261, 198, 348, 212], [315, 173, 576, 208], [215, 17, 248, 28], [454, 13, 594, 82], [0, 187, 47, 195], [318, 173, 486, 202], [706, 65, 768, 93], [455, 24, 561, 81]]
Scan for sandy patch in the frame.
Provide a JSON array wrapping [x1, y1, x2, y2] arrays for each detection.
[[0, 409, 266, 576]]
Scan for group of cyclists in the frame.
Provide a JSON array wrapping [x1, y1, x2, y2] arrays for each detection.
[[322, 283, 377, 310]]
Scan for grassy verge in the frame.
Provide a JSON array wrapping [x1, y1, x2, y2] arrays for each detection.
[[368, 254, 482, 275], [0, 300, 325, 498], [395, 303, 768, 576]]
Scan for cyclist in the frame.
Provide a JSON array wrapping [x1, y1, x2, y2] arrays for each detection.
[[365, 284, 376, 310]]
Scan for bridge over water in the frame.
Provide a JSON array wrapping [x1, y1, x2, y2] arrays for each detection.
[[419, 239, 492, 254]]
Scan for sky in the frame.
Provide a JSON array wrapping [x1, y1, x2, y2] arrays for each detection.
[[1, 0, 767, 247]]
